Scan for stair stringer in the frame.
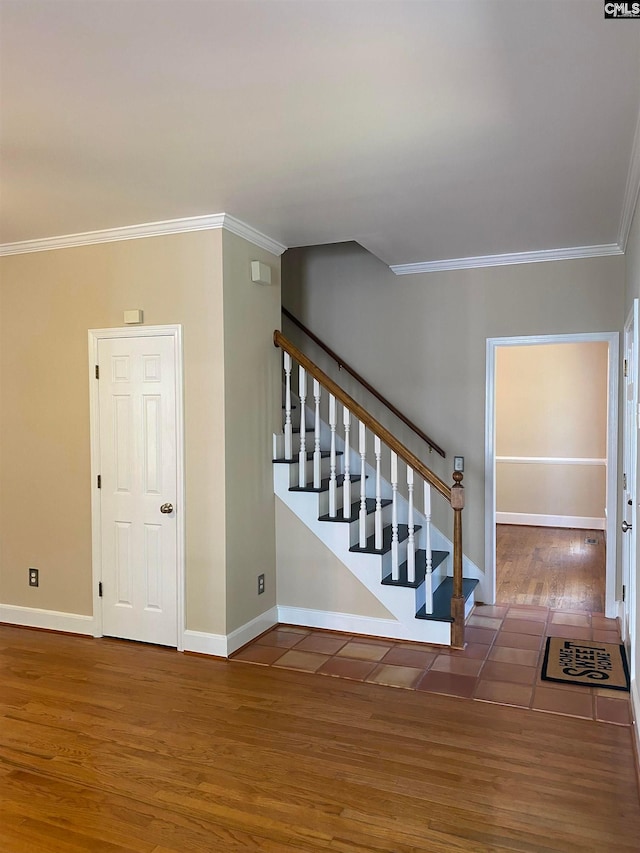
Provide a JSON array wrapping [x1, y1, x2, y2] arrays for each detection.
[[274, 463, 451, 645]]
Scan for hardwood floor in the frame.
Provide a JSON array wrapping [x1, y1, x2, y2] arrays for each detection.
[[496, 525, 606, 611], [1, 625, 638, 852]]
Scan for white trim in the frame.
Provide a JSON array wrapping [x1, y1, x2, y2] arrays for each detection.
[[496, 512, 606, 530], [496, 456, 606, 466], [0, 604, 95, 635], [88, 325, 186, 649], [221, 215, 286, 257], [276, 605, 451, 645], [619, 107, 640, 253], [485, 332, 619, 616], [0, 213, 287, 258], [181, 608, 278, 658], [226, 607, 279, 656], [182, 629, 227, 658], [390, 244, 623, 276]]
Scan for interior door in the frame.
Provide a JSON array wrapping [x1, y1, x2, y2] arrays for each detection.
[[98, 334, 178, 646], [622, 301, 638, 655]]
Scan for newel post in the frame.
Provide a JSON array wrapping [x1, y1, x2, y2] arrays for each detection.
[[450, 470, 465, 649]]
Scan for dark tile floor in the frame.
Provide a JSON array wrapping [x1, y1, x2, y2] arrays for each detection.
[[231, 604, 632, 725]]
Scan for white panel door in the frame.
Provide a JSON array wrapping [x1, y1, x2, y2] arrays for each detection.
[[98, 335, 178, 646]]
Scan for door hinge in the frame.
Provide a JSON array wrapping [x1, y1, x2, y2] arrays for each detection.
[[623, 584, 626, 603], [95, 364, 99, 379], [98, 582, 103, 598], [623, 473, 627, 490], [97, 474, 101, 489]]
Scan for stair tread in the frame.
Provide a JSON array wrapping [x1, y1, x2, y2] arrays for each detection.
[[350, 523, 421, 555], [381, 549, 448, 588], [273, 450, 343, 464], [415, 577, 479, 622], [289, 474, 363, 494], [319, 497, 392, 523]]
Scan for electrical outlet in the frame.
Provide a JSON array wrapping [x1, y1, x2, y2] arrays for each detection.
[[258, 573, 265, 595], [29, 567, 39, 587]]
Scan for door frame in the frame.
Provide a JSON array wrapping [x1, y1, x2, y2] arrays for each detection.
[[485, 331, 619, 617], [88, 325, 185, 648], [622, 301, 638, 672]]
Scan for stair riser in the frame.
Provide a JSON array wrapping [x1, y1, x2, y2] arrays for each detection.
[[381, 540, 409, 572], [284, 456, 339, 487], [346, 504, 394, 545], [349, 537, 411, 567], [318, 485, 354, 516], [274, 430, 316, 458], [288, 431, 317, 455]]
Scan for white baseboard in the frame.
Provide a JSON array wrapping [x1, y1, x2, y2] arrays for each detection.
[[0, 603, 96, 636], [277, 605, 451, 645], [0, 604, 275, 658], [496, 512, 606, 530], [182, 629, 227, 658], [183, 607, 279, 659], [226, 606, 278, 655]]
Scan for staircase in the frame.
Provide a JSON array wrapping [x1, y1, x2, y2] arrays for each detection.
[[273, 331, 479, 648]]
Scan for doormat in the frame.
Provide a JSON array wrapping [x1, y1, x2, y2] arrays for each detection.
[[541, 637, 630, 692]]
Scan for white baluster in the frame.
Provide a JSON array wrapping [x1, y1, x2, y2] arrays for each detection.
[[424, 480, 433, 614], [407, 466, 415, 584], [284, 352, 292, 460], [359, 422, 367, 548], [329, 394, 337, 517], [343, 406, 351, 517], [374, 436, 383, 550], [313, 379, 321, 488], [298, 366, 307, 487], [391, 451, 399, 580]]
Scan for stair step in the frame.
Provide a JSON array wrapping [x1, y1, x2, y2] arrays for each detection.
[[350, 523, 421, 556], [319, 497, 392, 523], [273, 450, 342, 464], [381, 549, 448, 589], [415, 577, 479, 622], [289, 474, 363, 494]]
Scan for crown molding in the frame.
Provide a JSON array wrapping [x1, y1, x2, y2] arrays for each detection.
[[618, 105, 640, 253], [220, 214, 287, 257], [389, 243, 623, 275], [0, 213, 288, 258]]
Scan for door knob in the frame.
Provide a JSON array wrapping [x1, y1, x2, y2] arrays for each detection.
[[160, 503, 174, 514], [621, 520, 632, 533]]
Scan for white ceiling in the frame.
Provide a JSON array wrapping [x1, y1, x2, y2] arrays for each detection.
[[1, 0, 639, 268]]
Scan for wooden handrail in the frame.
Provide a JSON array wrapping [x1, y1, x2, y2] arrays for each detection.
[[274, 330, 452, 503], [282, 307, 446, 458]]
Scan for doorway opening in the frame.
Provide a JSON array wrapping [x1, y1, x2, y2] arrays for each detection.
[[485, 333, 619, 617]]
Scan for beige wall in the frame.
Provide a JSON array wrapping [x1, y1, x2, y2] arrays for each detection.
[[496, 464, 606, 519], [282, 243, 624, 571], [0, 228, 280, 640], [495, 342, 608, 519], [222, 230, 282, 632], [276, 499, 394, 618]]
